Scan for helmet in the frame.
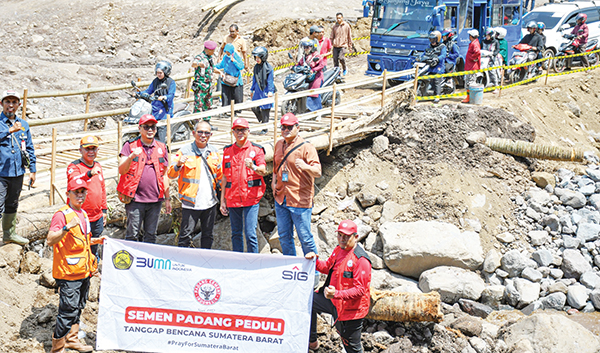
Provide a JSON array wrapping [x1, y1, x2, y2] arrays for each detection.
[[251, 46, 269, 62], [526, 21, 537, 29], [467, 29, 479, 38], [428, 30, 442, 44], [441, 29, 454, 39], [537, 22, 545, 30], [300, 38, 318, 53], [485, 27, 495, 37], [576, 13, 587, 23], [155, 60, 172, 77], [494, 27, 507, 39]]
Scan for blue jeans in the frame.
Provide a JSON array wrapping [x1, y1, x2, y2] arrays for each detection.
[[275, 199, 317, 256], [229, 203, 259, 253], [89, 216, 104, 256]]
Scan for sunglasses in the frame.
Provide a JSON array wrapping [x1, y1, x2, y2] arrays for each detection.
[[233, 128, 249, 133], [280, 124, 298, 131], [141, 125, 157, 131], [196, 130, 212, 136]]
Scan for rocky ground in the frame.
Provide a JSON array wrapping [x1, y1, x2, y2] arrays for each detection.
[[2, 0, 600, 352]]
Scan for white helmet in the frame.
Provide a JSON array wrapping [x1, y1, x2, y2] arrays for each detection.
[[467, 29, 479, 38], [494, 27, 507, 39]]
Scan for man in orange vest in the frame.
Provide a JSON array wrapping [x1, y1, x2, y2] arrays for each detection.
[[117, 114, 171, 243], [47, 178, 106, 353], [66, 135, 107, 256], [220, 118, 267, 253], [168, 121, 222, 248]]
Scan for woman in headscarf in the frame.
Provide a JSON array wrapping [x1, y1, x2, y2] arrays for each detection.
[[140, 60, 176, 142], [215, 43, 245, 113], [250, 46, 275, 134]]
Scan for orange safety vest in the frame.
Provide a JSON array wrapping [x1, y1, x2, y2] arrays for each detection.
[[52, 205, 97, 281], [117, 138, 167, 200], [222, 141, 266, 208]]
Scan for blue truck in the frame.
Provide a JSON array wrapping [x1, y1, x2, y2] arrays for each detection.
[[365, 0, 524, 81]]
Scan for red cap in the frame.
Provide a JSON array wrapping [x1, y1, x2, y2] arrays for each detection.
[[232, 118, 249, 129], [139, 114, 158, 126], [337, 220, 357, 235], [67, 178, 89, 192], [281, 113, 299, 126]]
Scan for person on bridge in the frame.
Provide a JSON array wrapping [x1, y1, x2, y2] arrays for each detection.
[[250, 46, 275, 134], [0, 90, 36, 246], [216, 43, 245, 115], [66, 136, 107, 257], [461, 30, 481, 104], [306, 220, 372, 353], [139, 61, 176, 143], [421, 30, 446, 104], [272, 113, 321, 257], [168, 121, 222, 249], [220, 118, 267, 253], [192, 41, 219, 123], [47, 178, 106, 353], [331, 12, 354, 76], [117, 114, 171, 244], [297, 38, 325, 111], [567, 13, 589, 69]]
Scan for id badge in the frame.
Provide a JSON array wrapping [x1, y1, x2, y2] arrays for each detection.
[[282, 171, 289, 182]]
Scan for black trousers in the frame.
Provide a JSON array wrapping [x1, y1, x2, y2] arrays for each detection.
[[310, 290, 364, 353], [221, 84, 243, 108], [0, 174, 24, 217], [333, 47, 348, 71], [251, 107, 270, 124], [54, 277, 90, 338], [178, 205, 218, 248]]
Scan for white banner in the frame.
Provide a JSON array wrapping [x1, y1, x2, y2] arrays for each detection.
[[97, 239, 315, 352]]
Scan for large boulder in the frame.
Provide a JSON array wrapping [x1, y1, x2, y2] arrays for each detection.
[[381, 221, 483, 278], [418, 266, 485, 304], [501, 313, 600, 353], [561, 249, 592, 279]]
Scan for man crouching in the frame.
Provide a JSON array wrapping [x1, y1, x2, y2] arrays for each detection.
[[305, 220, 372, 352]]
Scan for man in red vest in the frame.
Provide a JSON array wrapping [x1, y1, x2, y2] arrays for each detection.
[[117, 114, 171, 243], [305, 220, 372, 353], [47, 178, 106, 353], [220, 118, 267, 253]]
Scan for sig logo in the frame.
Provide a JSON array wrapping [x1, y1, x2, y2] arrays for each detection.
[[112, 250, 133, 270], [282, 266, 309, 281]]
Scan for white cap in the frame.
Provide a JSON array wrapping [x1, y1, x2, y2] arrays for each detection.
[[468, 29, 479, 38], [1, 90, 20, 102]]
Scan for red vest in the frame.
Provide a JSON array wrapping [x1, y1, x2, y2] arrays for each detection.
[[222, 141, 266, 208], [117, 138, 167, 199]]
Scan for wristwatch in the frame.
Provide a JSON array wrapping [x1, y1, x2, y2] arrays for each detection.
[[62, 225, 69, 232]]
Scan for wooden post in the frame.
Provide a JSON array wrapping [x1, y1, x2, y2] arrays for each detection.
[[230, 101, 235, 144], [21, 89, 28, 120], [166, 114, 172, 153], [117, 121, 122, 164], [83, 83, 91, 131], [185, 68, 192, 99], [498, 68, 505, 98], [50, 128, 57, 206], [273, 92, 279, 146], [328, 83, 337, 156], [381, 70, 388, 108], [544, 59, 550, 85], [412, 66, 420, 104]]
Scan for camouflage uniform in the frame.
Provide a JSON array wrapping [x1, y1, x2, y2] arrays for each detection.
[[192, 51, 215, 120]]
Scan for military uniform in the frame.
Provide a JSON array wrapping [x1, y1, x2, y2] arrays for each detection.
[[192, 51, 215, 120]]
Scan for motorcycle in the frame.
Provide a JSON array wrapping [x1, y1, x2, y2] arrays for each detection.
[[478, 49, 501, 88], [506, 44, 542, 84], [553, 33, 599, 73], [124, 81, 195, 143], [281, 61, 343, 115], [414, 55, 456, 97]]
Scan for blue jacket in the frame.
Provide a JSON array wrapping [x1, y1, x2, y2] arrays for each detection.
[[0, 112, 36, 176], [142, 77, 176, 121], [216, 43, 245, 86], [250, 66, 275, 110], [445, 41, 460, 66], [425, 44, 447, 74]]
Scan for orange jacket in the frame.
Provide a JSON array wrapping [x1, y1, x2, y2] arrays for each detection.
[[167, 143, 222, 208], [117, 138, 167, 199], [222, 141, 266, 208], [52, 205, 97, 281]]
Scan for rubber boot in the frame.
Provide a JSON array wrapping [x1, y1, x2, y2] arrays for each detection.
[[51, 335, 66, 353], [64, 324, 93, 353], [461, 92, 470, 103], [2, 213, 28, 246]]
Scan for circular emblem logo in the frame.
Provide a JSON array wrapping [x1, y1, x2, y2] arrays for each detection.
[[87, 137, 94, 142], [112, 250, 133, 270], [249, 151, 256, 158], [194, 279, 221, 305], [158, 148, 163, 155], [347, 260, 354, 268], [68, 168, 73, 174]]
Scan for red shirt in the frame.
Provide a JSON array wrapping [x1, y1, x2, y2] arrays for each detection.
[[66, 159, 107, 222], [49, 208, 88, 234], [319, 37, 333, 64], [465, 39, 481, 71]]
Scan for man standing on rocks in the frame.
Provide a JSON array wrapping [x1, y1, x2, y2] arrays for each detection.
[[272, 113, 321, 256], [192, 40, 219, 121], [0, 89, 36, 246], [331, 12, 354, 76], [168, 121, 222, 248], [47, 178, 106, 353], [305, 220, 372, 352], [66, 135, 107, 256], [220, 118, 267, 253], [117, 114, 171, 244]]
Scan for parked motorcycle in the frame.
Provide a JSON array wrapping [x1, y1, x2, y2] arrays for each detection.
[[506, 44, 542, 84], [553, 34, 599, 73], [414, 56, 456, 97], [124, 81, 195, 143], [478, 49, 501, 87], [281, 63, 343, 115]]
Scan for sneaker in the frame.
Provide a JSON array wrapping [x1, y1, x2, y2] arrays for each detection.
[[433, 98, 440, 104], [343, 69, 347, 76], [309, 340, 320, 351]]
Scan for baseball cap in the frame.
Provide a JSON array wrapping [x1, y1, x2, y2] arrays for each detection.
[[337, 220, 358, 235], [1, 90, 20, 102], [139, 114, 158, 126], [67, 178, 89, 192], [309, 25, 323, 34], [280, 113, 299, 126], [232, 118, 249, 129], [467, 29, 479, 38], [80, 135, 99, 148]]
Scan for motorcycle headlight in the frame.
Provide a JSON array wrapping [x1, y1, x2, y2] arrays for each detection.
[[375, 63, 381, 71], [131, 105, 141, 117]]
